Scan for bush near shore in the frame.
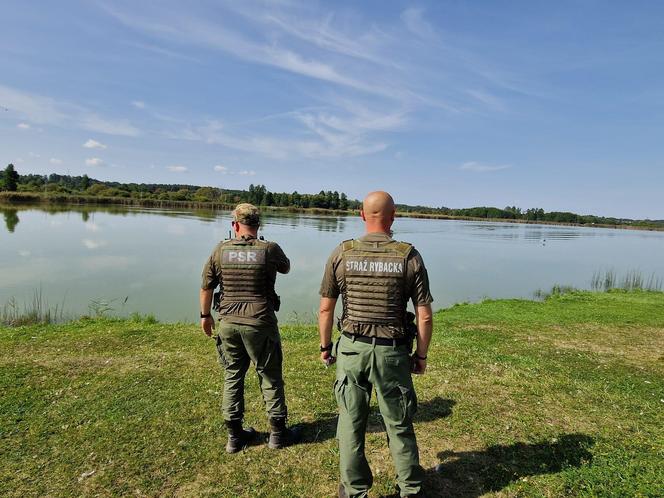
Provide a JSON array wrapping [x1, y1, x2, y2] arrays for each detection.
[[1, 290, 662, 497]]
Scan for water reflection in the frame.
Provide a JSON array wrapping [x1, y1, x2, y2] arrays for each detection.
[[1, 208, 19, 233], [1, 204, 663, 322]]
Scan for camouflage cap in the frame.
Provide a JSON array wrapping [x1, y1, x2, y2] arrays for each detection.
[[233, 203, 260, 226]]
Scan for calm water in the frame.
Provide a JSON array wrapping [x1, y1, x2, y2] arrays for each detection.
[[2, 205, 664, 323]]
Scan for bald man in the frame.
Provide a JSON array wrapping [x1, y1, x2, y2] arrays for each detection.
[[318, 191, 433, 498]]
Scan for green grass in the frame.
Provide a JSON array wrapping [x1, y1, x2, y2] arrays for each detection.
[[1, 291, 663, 497]]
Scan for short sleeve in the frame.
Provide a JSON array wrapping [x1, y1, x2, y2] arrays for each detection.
[[319, 245, 342, 298], [201, 249, 220, 290], [407, 249, 433, 306], [268, 242, 290, 274]]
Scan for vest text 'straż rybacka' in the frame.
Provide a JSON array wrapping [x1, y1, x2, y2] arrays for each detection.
[[341, 239, 412, 338]]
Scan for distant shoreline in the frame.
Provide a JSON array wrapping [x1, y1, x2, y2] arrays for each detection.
[[1, 191, 663, 232]]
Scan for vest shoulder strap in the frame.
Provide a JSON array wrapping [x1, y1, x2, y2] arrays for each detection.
[[392, 241, 413, 258], [341, 239, 355, 252]]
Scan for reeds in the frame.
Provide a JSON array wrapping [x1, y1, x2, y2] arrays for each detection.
[[591, 270, 662, 292], [0, 287, 67, 326]]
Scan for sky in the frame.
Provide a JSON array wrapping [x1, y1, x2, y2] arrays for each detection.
[[1, 1, 663, 219]]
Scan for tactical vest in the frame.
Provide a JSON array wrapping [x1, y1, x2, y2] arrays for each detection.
[[341, 238, 412, 336], [218, 237, 270, 305]]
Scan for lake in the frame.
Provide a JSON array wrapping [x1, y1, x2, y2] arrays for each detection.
[[2, 205, 663, 323]]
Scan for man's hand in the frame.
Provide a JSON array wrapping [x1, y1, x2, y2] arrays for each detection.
[[411, 355, 427, 375], [201, 316, 215, 337], [320, 350, 336, 367]]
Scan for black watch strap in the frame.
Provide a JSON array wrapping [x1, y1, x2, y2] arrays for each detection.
[[320, 343, 333, 352], [200, 312, 212, 318], [413, 353, 427, 360]]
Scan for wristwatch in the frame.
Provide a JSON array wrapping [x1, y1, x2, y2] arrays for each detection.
[[200, 312, 212, 318], [320, 343, 333, 352]]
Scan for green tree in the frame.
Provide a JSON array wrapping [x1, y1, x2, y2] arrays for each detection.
[[2, 164, 19, 191], [340, 192, 349, 210]]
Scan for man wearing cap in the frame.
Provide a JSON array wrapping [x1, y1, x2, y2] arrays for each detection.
[[200, 203, 299, 453], [318, 191, 433, 498]]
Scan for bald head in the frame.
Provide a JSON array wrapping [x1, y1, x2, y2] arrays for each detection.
[[361, 191, 396, 233]]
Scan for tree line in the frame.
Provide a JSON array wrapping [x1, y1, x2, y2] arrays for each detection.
[[1, 164, 662, 228]]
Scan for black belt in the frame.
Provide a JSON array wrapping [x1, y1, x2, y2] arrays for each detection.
[[342, 332, 409, 347]]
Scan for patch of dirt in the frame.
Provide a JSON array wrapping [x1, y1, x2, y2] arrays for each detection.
[[520, 325, 664, 369]]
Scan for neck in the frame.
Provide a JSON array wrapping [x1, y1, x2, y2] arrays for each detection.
[[364, 222, 392, 235], [236, 228, 258, 239]]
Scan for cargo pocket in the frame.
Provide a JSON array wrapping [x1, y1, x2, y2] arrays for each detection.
[[398, 384, 417, 423], [334, 375, 349, 413], [381, 383, 417, 426], [215, 335, 229, 369]]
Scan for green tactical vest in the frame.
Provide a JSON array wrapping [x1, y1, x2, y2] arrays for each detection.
[[341, 238, 412, 337], [218, 237, 270, 305]]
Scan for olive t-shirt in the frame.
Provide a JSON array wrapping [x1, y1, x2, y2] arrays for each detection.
[[201, 236, 290, 326], [319, 232, 433, 337]]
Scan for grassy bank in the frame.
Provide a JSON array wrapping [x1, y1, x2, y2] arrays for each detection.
[[1, 290, 663, 497]]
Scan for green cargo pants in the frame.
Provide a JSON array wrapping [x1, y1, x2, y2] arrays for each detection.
[[215, 321, 287, 421], [334, 334, 424, 498]]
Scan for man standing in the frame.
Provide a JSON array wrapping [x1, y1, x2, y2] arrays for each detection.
[[318, 192, 434, 498], [200, 203, 298, 453]]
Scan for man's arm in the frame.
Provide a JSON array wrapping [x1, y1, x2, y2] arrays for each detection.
[[270, 243, 291, 274], [199, 288, 215, 336], [318, 297, 337, 365], [318, 246, 342, 365], [412, 304, 433, 374]]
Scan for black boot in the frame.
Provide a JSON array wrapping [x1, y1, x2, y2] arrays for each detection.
[[225, 420, 256, 454], [267, 417, 301, 449]]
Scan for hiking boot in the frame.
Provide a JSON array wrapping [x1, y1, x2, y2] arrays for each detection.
[[267, 417, 301, 449], [225, 420, 256, 454], [397, 484, 426, 498]]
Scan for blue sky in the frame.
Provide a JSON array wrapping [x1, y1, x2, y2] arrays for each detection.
[[1, 1, 663, 218]]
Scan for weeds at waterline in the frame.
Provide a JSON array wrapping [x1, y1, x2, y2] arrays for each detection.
[[0, 287, 67, 326], [533, 270, 661, 299], [591, 269, 662, 292]]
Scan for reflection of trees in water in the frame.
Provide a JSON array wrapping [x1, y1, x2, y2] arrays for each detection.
[[312, 216, 346, 232], [2, 208, 19, 233], [261, 213, 348, 233], [0, 203, 225, 226]]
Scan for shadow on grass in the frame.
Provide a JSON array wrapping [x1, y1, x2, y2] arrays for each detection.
[[298, 397, 456, 445], [408, 433, 594, 498]]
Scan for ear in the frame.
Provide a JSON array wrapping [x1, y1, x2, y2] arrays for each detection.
[[360, 209, 366, 221]]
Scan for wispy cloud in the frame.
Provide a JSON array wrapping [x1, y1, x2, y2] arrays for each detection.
[[401, 8, 438, 41], [17, 122, 30, 129], [49, 158, 63, 165], [100, 4, 409, 102], [82, 239, 107, 250], [0, 84, 140, 137], [131, 100, 146, 109], [465, 89, 506, 112], [167, 165, 188, 172], [214, 165, 228, 173], [459, 161, 512, 172], [83, 139, 107, 149], [85, 157, 104, 166]]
